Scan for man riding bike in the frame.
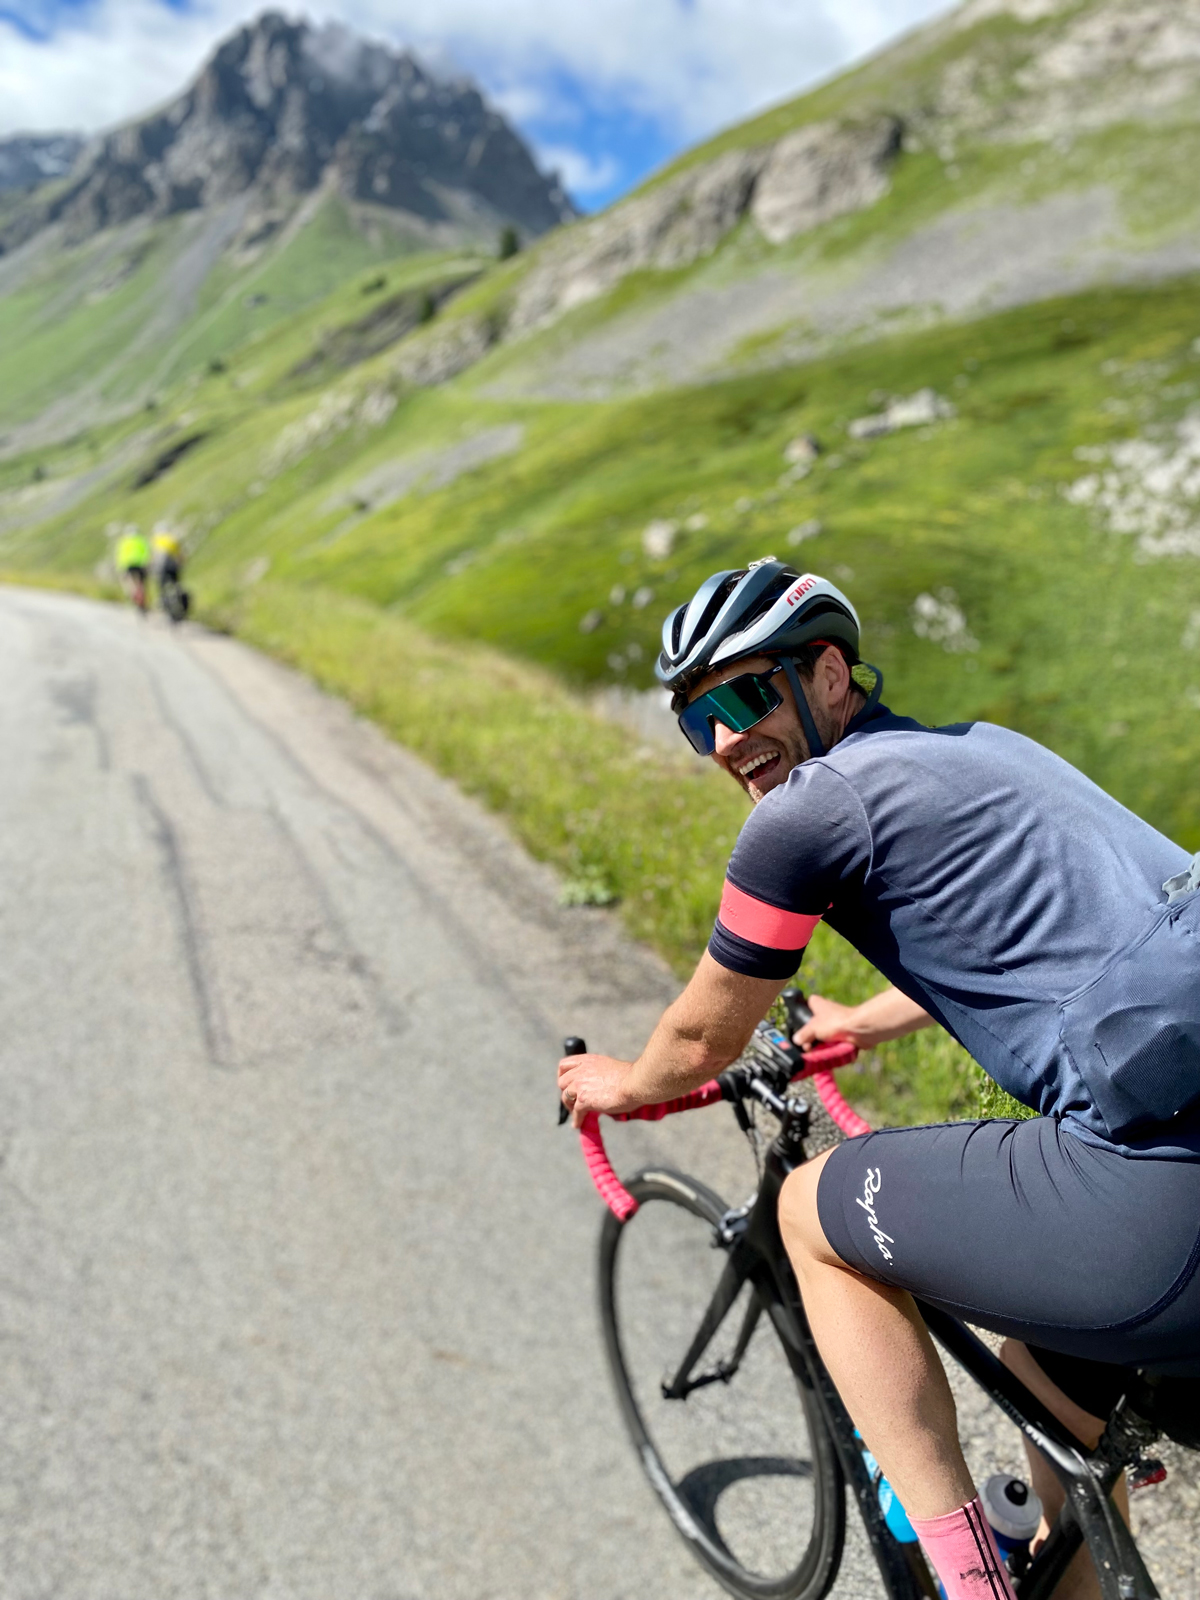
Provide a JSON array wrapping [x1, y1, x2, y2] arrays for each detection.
[[114, 527, 150, 612], [558, 559, 1200, 1600], [151, 527, 183, 587], [150, 527, 189, 620]]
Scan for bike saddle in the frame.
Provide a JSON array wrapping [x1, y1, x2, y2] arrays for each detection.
[[1130, 1369, 1200, 1449]]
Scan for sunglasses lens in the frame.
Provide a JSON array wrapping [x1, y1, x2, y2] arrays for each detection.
[[677, 671, 782, 754], [678, 701, 716, 754]]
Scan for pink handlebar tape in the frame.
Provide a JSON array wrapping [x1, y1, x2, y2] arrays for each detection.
[[576, 1042, 867, 1221], [809, 1070, 872, 1138], [609, 1082, 726, 1122], [579, 1113, 640, 1221], [794, 1039, 859, 1073]]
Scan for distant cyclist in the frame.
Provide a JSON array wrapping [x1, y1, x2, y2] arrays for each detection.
[[558, 559, 1200, 1600], [114, 527, 150, 612], [150, 527, 189, 621]]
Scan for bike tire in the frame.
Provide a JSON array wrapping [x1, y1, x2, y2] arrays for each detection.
[[162, 581, 186, 623], [599, 1169, 845, 1600]]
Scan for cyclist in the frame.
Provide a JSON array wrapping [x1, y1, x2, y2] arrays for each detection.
[[558, 559, 1200, 1600], [114, 527, 150, 612], [150, 526, 188, 618], [151, 526, 183, 587]]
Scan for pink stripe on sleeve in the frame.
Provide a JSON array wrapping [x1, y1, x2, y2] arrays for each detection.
[[717, 880, 822, 951]]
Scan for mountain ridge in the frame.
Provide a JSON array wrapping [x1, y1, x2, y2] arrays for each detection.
[[0, 11, 572, 255], [0, 134, 84, 196], [372, 0, 1200, 400]]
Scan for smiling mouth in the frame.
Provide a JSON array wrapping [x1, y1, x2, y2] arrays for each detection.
[[737, 750, 781, 785]]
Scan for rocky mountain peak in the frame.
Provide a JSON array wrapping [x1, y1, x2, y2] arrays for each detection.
[[3, 10, 572, 250]]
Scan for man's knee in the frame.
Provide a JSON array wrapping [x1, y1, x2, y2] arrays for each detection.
[[779, 1151, 841, 1268]]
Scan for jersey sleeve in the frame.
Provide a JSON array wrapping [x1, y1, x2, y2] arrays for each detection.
[[708, 764, 870, 980]]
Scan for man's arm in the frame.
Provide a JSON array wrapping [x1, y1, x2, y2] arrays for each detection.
[[558, 952, 783, 1127], [793, 985, 932, 1049]]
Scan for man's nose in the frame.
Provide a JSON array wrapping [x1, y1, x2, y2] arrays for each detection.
[[712, 719, 744, 758]]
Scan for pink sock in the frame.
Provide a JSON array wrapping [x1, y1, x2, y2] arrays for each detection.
[[909, 1496, 1016, 1600]]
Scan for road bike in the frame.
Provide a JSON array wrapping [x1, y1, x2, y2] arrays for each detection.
[[159, 571, 190, 623], [562, 992, 1197, 1600]]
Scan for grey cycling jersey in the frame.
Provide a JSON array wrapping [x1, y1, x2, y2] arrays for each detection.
[[708, 707, 1200, 1152]]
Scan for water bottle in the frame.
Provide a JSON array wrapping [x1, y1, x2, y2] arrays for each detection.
[[981, 1473, 1042, 1568], [858, 1441, 945, 1596], [857, 1436, 920, 1543]]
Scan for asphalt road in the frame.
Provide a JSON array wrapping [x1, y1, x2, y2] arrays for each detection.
[[0, 588, 1192, 1599]]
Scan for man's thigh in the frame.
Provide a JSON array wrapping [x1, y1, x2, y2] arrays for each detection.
[[815, 1116, 1200, 1370]]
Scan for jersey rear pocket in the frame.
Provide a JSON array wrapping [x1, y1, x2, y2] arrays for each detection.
[[1060, 897, 1200, 1141]]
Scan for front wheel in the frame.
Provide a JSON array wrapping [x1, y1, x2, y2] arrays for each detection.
[[599, 1169, 845, 1600]]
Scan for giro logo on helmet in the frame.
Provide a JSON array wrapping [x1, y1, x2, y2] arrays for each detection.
[[784, 576, 817, 608]]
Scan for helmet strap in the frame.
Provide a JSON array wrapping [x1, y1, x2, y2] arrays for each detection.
[[780, 657, 826, 760]]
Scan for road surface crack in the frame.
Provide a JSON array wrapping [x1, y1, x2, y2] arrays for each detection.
[[132, 772, 233, 1070]]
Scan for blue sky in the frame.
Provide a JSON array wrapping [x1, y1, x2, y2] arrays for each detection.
[[0, 0, 955, 210]]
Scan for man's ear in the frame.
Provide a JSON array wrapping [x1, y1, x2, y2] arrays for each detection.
[[816, 644, 851, 705]]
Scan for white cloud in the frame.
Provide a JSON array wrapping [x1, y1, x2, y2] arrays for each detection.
[[0, 0, 956, 158], [0, 0, 232, 133], [535, 145, 620, 197]]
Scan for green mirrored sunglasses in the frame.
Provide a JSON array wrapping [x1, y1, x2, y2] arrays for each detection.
[[677, 665, 785, 755]]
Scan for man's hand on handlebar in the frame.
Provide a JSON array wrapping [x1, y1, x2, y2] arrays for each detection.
[[792, 986, 934, 1051], [558, 1053, 643, 1129]]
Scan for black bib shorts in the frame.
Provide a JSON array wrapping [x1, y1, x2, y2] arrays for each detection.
[[817, 1116, 1200, 1400]]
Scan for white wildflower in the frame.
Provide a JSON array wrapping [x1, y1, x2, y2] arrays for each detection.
[[642, 519, 678, 560], [787, 519, 823, 546], [911, 589, 979, 653]]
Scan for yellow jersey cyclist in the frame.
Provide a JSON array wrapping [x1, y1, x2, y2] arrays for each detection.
[[559, 559, 1200, 1600], [151, 529, 190, 620], [114, 528, 150, 612]]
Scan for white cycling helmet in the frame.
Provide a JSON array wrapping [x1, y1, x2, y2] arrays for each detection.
[[656, 559, 864, 759]]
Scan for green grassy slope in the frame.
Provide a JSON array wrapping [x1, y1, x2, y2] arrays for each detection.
[[19, 271, 1200, 847], [649, 0, 1200, 236], [0, 195, 485, 434], [7, 0, 1200, 1125], [351, 0, 1200, 403], [7, 263, 1200, 1132]]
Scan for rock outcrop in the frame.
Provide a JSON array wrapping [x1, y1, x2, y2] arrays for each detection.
[[507, 117, 901, 336], [751, 119, 902, 245], [2, 12, 572, 251]]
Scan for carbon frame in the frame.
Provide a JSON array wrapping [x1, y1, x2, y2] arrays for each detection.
[[675, 1094, 1163, 1600]]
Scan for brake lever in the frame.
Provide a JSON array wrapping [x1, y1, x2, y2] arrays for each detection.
[[558, 1036, 586, 1125], [781, 986, 813, 1035]]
